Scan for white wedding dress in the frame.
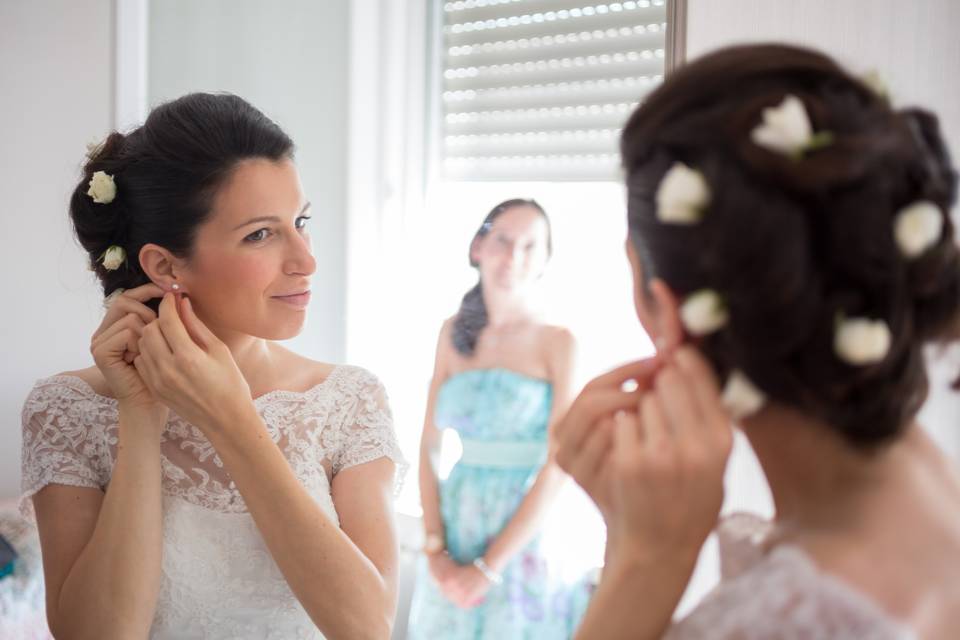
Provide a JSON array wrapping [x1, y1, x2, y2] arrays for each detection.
[[666, 513, 916, 639], [20, 365, 405, 639]]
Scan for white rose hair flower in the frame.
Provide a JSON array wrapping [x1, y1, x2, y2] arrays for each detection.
[[860, 69, 889, 101], [100, 245, 126, 271], [894, 200, 943, 258], [750, 94, 833, 159], [721, 370, 767, 421], [87, 170, 117, 204], [655, 162, 711, 225], [834, 316, 892, 366], [680, 289, 729, 336]]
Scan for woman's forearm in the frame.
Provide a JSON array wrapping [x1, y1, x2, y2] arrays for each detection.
[[482, 462, 566, 573], [575, 543, 698, 640], [208, 408, 394, 640], [53, 407, 164, 639], [419, 439, 445, 541]]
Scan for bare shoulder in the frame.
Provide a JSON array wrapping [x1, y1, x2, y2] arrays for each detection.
[[55, 365, 112, 397], [538, 324, 576, 355]]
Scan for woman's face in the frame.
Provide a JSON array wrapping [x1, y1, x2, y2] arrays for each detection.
[[471, 205, 550, 293], [177, 158, 316, 341]]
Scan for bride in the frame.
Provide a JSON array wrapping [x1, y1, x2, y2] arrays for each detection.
[[21, 92, 405, 639]]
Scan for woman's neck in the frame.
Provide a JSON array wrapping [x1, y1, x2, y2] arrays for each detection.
[[482, 284, 535, 328], [740, 406, 932, 536], [208, 326, 278, 393]]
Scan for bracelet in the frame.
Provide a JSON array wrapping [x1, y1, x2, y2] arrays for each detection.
[[472, 557, 503, 585]]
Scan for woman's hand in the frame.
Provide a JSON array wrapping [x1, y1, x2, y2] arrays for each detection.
[[443, 563, 493, 609], [134, 293, 252, 434], [556, 348, 734, 564], [90, 284, 168, 422], [555, 358, 658, 519]]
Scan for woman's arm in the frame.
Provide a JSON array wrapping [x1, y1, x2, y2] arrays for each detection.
[[34, 406, 166, 640], [134, 294, 399, 638], [201, 411, 398, 640], [34, 284, 170, 638], [419, 320, 453, 551]]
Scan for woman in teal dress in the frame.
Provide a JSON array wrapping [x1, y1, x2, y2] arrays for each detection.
[[407, 199, 593, 639]]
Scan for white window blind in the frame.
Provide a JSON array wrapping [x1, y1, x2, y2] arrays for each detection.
[[439, 0, 668, 182]]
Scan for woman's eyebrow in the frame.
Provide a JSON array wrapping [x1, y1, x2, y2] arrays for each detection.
[[232, 203, 311, 231]]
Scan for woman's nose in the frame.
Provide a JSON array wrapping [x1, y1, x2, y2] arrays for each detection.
[[285, 233, 316, 276]]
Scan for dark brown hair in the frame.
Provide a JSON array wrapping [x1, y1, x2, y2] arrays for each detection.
[[621, 43, 959, 446], [72, 93, 294, 306]]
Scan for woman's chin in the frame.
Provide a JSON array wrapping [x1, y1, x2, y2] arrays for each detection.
[[251, 318, 307, 342]]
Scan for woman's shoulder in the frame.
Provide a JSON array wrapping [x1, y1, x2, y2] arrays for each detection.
[[669, 538, 913, 639], [25, 366, 111, 406]]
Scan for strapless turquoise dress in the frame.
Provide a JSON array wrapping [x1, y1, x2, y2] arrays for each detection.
[[407, 369, 592, 639]]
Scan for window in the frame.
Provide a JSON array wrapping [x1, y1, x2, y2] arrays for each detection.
[[438, 0, 670, 182]]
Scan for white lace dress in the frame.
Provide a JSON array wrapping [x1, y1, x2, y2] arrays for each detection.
[[666, 513, 917, 640], [19, 365, 405, 640]]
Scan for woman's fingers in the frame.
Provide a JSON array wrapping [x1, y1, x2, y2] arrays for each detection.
[[179, 296, 218, 350], [653, 363, 703, 439], [564, 417, 615, 490], [673, 346, 729, 431], [93, 284, 163, 339], [585, 357, 661, 393], [139, 318, 174, 360], [555, 387, 642, 447], [157, 293, 199, 354]]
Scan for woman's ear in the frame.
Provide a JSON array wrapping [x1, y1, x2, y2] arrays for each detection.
[[469, 236, 482, 267], [139, 243, 183, 291], [648, 278, 684, 355]]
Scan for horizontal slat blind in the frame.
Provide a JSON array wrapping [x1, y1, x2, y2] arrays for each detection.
[[440, 0, 667, 181]]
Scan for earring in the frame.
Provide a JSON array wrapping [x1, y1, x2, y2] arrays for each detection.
[[171, 283, 181, 292]]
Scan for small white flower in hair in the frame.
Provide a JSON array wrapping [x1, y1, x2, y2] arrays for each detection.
[[860, 70, 889, 100], [834, 316, 892, 365], [103, 288, 126, 309], [101, 245, 126, 271], [87, 170, 117, 204], [655, 162, 711, 224], [894, 200, 943, 258], [750, 94, 833, 159], [721, 370, 766, 420], [680, 289, 729, 336]]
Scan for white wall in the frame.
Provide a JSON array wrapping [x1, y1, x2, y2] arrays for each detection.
[[0, 0, 115, 500], [685, 0, 960, 460], [148, 0, 350, 365]]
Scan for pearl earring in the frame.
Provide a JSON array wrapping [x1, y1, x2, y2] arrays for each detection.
[[171, 283, 181, 291]]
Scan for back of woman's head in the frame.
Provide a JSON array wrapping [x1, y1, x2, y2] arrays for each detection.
[[621, 43, 959, 447], [71, 92, 294, 301]]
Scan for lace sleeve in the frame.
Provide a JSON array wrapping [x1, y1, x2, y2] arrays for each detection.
[[331, 368, 408, 490], [19, 378, 112, 522]]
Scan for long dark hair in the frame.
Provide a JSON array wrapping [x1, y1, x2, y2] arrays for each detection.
[[620, 43, 959, 447], [452, 198, 553, 356], [71, 93, 295, 307]]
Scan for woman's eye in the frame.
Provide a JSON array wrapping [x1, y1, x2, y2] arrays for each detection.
[[296, 215, 312, 230], [245, 228, 271, 243]]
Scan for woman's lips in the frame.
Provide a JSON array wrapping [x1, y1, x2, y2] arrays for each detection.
[[271, 291, 311, 308]]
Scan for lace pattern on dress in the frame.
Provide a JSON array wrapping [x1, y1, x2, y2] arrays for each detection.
[[20, 365, 407, 518], [665, 513, 916, 640]]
